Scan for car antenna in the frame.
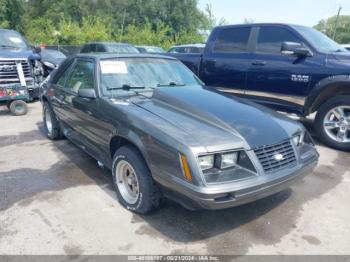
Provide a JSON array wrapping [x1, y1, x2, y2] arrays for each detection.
[[112, 9, 127, 100]]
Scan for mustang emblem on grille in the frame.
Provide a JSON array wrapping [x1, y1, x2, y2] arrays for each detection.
[[0, 65, 16, 72], [274, 153, 285, 161]]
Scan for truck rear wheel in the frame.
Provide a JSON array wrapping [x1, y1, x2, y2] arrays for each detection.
[[9, 100, 28, 116], [315, 95, 350, 152]]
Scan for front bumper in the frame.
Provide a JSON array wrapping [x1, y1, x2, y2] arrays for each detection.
[[160, 156, 318, 210], [0, 81, 39, 100]]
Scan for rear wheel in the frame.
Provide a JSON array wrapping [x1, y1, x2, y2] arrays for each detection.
[[112, 146, 163, 214], [43, 102, 63, 140], [315, 95, 350, 151], [9, 100, 28, 116]]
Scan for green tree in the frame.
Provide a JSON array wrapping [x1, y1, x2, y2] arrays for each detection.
[[314, 15, 350, 44], [1, 0, 213, 47], [204, 4, 228, 31], [24, 17, 56, 44], [0, 0, 25, 31]]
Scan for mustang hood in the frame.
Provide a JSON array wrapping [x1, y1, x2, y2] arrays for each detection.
[[134, 86, 300, 150]]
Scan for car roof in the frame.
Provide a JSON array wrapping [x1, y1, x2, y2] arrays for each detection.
[[136, 46, 161, 49], [215, 23, 306, 30], [83, 42, 133, 46], [74, 53, 177, 61], [171, 43, 205, 48]]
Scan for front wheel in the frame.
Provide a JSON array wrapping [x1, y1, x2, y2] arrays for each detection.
[[9, 100, 28, 116], [112, 146, 163, 214], [315, 95, 350, 151]]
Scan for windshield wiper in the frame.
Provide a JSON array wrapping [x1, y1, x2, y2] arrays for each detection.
[[157, 82, 185, 87], [107, 84, 146, 91]]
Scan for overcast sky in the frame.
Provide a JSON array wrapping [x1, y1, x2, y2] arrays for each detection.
[[197, 0, 350, 27]]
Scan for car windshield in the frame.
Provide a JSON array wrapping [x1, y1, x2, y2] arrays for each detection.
[[146, 47, 165, 53], [107, 44, 140, 54], [100, 57, 202, 96], [294, 26, 347, 53], [0, 30, 28, 49]]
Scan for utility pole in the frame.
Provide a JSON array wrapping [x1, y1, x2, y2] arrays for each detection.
[[332, 6, 342, 40]]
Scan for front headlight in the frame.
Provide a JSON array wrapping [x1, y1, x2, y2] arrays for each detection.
[[293, 131, 314, 147], [198, 151, 255, 173], [198, 155, 215, 171], [292, 132, 304, 146], [220, 152, 238, 169]]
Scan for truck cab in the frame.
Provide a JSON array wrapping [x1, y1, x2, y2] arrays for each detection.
[[170, 23, 350, 151], [0, 29, 42, 100]]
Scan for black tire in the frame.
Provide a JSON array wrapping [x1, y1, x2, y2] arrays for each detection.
[[112, 146, 163, 214], [315, 95, 350, 152], [9, 100, 28, 116], [43, 102, 63, 140]]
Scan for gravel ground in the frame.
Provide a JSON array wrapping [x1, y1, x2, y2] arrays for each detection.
[[0, 102, 349, 255]]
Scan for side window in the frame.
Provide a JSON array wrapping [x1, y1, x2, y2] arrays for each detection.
[[170, 47, 179, 53], [81, 45, 91, 53], [257, 26, 303, 54], [184, 47, 192, 53], [56, 66, 72, 87], [214, 27, 251, 53], [90, 44, 96, 53], [96, 44, 106, 52], [65, 60, 95, 93]]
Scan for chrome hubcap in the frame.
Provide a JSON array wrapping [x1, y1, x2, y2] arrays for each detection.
[[323, 106, 350, 143], [115, 160, 139, 204], [45, 108, 53, 135]]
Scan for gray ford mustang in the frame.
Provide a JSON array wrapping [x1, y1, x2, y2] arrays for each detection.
[[42, 54, 319, 214]]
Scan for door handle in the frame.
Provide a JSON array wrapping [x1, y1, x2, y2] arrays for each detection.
[[252, 61, 267, 66]]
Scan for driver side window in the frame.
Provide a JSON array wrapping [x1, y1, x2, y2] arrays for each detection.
[[66, 60, 95, 93], [257, 26, 304, 54]]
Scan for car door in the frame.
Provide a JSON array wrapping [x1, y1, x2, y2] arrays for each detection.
[[201, 26, 253, 95], [245, 25, 317, 111], [50, 60, 74, 124], [60, 59, 104, 157]]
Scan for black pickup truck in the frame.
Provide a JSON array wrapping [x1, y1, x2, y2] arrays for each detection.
[[169, 23, 350, 151]]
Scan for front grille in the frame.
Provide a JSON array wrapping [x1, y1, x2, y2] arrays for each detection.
[[254, 140, 297, 173], [0, 59, 32, 85]]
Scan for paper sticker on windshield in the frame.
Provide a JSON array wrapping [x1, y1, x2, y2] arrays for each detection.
[[9, 37, 23, 43], [100, 61, 128, 74]]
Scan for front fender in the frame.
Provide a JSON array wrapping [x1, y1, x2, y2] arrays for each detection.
[[115, 127, 150, 168], [305, 75, 350, 115]]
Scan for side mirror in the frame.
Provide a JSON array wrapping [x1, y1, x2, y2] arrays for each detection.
[[78, 89, 96, 99], [34, 46, 42, 54], [281, 42, 311, 57]]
